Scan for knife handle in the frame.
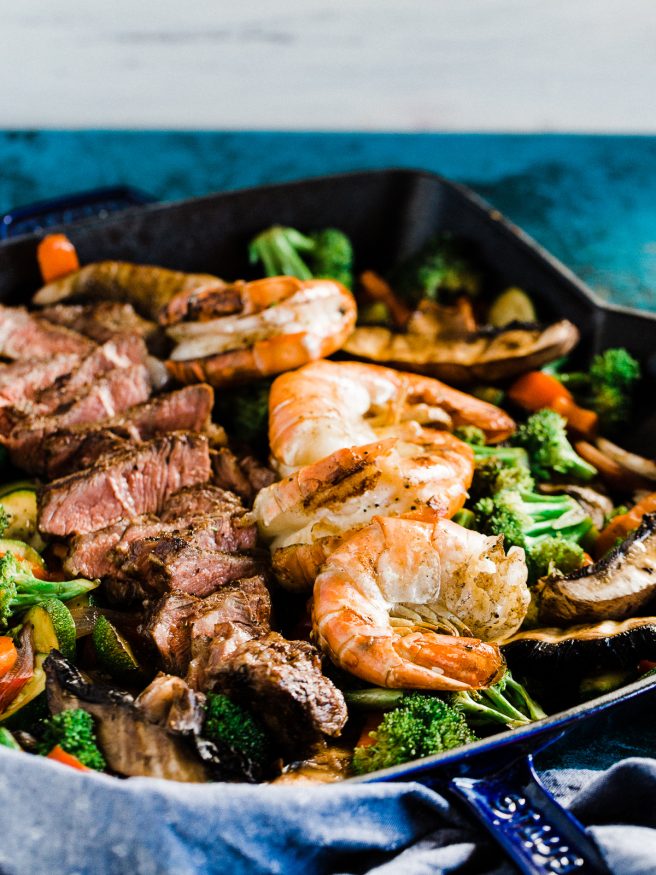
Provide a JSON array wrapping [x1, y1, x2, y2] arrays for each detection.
[[1, 186, 155, 239], [449, 754, 609, 874]]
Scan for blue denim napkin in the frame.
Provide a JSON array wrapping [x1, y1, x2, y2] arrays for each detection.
[[1, 746, 655, 875]]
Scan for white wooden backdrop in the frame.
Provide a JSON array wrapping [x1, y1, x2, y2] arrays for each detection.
[[0, 0, 654, 131]]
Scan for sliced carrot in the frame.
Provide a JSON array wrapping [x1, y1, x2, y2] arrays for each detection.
[[639, 660, 656, 674], [581, 552, 594, 567], [356, 711, 384, 749], [47, 745, 91, 771], [0, 637, 17, 677], [596, 492, 656, 556], [509, 371, 598, 438], [359, 270, 412, 328], [37, 234, 79, 284]]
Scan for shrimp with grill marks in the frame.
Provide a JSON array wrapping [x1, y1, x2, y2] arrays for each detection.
[[312, 516, 530, 690]]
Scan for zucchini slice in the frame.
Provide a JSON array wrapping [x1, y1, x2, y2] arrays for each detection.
[[23, 599, 76, 662], [0, 488, 42, 548], [92, 615, 141, 678], [0, 538, 45, 570], [0, 654, 46, 725]]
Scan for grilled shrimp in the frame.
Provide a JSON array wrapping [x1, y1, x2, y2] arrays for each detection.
[[33, 261, 226, 322], [165, 277, 357, 388], [268, 360, 515, 476], [312, 516, 530, 690]]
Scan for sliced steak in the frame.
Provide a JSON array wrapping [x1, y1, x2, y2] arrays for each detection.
[[239, 455, 277, 493], [41, 385, 215, 478], [211, 448, 257, 503], [38, 431, 211, 536], [144, 592, 200, 674], [0, 354, 82, 407], [65, 484, 253, 580], [186, 577, 272, 688], [0, 305, 95, 359], [211, 633, 348, 755], [6, 363, 152, 471], [39, 302, 162, 350], [119, 537, 261, 599]]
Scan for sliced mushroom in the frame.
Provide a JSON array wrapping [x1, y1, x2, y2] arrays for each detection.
[[503, 616, 656, 678], [539, 483, 613, 530], [537, 513, 656, 624], [44, 651, 208, 782], [596, 437, 656, 484], [342, 320, 579, 384]]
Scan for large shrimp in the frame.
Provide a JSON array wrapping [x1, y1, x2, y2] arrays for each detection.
[[164, 277, 357, 388], [253, 360, 515, 590], [268, 360, 515, 476], [312, 516, 530, 690]]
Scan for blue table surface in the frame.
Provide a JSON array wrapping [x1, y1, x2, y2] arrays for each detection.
[[1, 129, 656, 775]]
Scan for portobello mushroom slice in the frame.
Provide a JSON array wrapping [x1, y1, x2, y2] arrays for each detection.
[[342, 320, 579, 384], [503, 616, 656, 678], [537, 513, 656, 624], [44, 651, 208, 782], [539, 483, 613, 530]]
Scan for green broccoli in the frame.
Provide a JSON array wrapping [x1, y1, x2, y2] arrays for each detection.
[[248, 225, 354, 288], [453, 425, 486, 446], [473, 489, 591, 581], [548, 348, 641, 432], [469, 455, 536, 503], [388, 233, 482, 307], [0, 552, 98, 627], [203, 692, 269, 774], [527, 537, 585, 580], [36, 708, 106, 770], [510, 409, 597, 482], [352, 692, 476, 775], [215, 380, 271, 447], [446, 669, 547, 728]]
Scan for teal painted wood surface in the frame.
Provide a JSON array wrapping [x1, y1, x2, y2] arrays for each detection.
[[1, 131, 655, 309], [1, 129, 656, 774]]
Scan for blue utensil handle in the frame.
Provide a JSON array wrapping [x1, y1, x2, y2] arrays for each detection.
[[1, 186, 155, 239], [449, 754, 609, 874]]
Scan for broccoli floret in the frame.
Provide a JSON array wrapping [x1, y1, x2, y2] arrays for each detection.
[[352, 692, 476, 775], [36, 708, 105, 770], [215, 380, 271, 448], [389, 233, 482, 308], [469, 456, 536, 503], [453, 425, 486, 446], [447, 670, 547, 728], [527, 536, 585, 580], [203, 692, 269, 773], [0, 551, 98, 626], [473, 489, 592, 581], [248, 225, 354, 288], [510, 409, 597, 482], [308, 228, 354, 289], [553, 348, 641, 432]]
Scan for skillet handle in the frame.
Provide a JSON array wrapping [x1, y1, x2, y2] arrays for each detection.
[[0, 186, 155, 239], [449, 753, 609, 874]]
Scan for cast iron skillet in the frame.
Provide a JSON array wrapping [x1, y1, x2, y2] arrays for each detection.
[[2, 170, 656, 874]]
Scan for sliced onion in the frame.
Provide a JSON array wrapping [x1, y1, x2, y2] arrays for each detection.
[[596, 437, 656, 482], [0, 624, 34, 712]]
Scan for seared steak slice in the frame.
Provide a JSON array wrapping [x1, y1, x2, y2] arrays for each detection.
[[186, 577, 272, 688], [0, 354, 82, 407], [0, 305, 95, 359], [41, 385, 215, 478], [39, 302, 162, 349], [38, 431, 211, 536], [64, 513, 161, 579], [120, 537, 261, 598], [43, 428, 131, 479], [211, 448, 257, 503], [6, 363, 152, 471], [159, 482, 244, 522], [239, 455, 277, 493], [211, 633, 348, 754], [145, 593, 199, 674]]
